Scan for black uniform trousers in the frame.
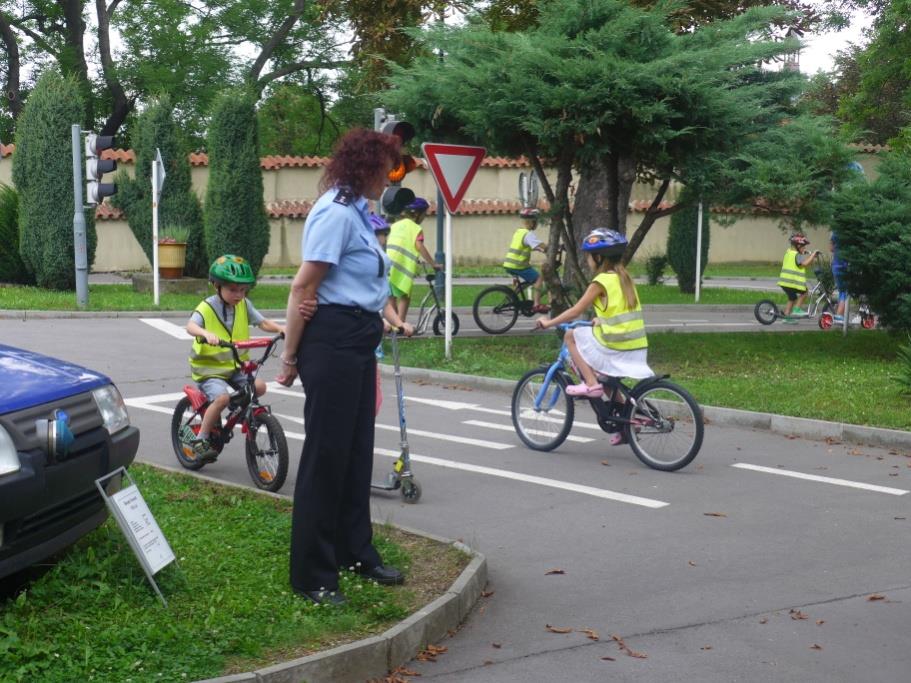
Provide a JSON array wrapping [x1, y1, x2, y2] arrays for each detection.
[[290, 305, 383, 592]]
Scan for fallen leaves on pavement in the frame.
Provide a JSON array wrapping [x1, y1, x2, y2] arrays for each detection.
[[579, 628, 600, 641], [481, 590, 495, 598], [545, 569, 566, 575], [867, 594, 886, 601], [790, 609, 809, 620], [415, 645, 448, 662], [703, 512, 727, 518], [810, 644, 823, 650], [546, 624, 573, 634], [611, 633, 648, 659]]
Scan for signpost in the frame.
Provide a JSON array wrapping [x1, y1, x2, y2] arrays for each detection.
[[152, 149, 167, 306], [96, 467, 176, 606], [420, 143, 487, 358]]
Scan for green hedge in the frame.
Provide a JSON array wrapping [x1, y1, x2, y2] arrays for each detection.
[[112, 96, 207, 277], [667, 194, 710, 294], [0, 184, 32, 284], [12, 72, 95, 290], [204, 89, 269, 274]]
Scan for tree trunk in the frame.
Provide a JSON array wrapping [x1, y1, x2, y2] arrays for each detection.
[[96, 0, 133, 136], [0, 13, 21, 119], [616, 154, 636, 233], [61, 0, 93, 127], [624, 177, 687, 263]]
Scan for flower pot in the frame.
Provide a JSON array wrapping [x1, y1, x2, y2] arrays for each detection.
[[158, 242, 187, 279]]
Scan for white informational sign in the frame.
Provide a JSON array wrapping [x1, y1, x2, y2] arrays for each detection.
[[111, 484, 176, 574]]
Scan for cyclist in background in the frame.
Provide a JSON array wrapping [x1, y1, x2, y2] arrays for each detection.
[[829, 230, 848, 322], [777, 232, 822, 324], [387, 197, 443, 322], [186, 255, 286, 461], [503, 207, 550, 313], [535, 229, 652, 444]]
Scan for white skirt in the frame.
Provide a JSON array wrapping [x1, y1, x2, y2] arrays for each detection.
[[573, 326, 654, 379]]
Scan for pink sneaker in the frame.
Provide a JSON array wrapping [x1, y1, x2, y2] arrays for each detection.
[[565, 383, 604, 398]]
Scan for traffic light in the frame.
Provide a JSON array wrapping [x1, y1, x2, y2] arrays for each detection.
[[375, 109, 418, 216], [84, 133, 117, 204]]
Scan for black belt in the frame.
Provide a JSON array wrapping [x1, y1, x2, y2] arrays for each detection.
[[321, 303, 380, 316]]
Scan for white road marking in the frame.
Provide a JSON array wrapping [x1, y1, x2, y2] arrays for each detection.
[[668, 319, 710, 323], [139, 318, 193, 340], [407, 395, 602, 430], [732, 463, 909, 496], [463, 419, 594, 443], [271, 412, 514, 450], [373, 448, 668, 507]]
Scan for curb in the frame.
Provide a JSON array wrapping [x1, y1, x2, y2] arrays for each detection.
[[378, 365, 911, 452], [143, 465, 487, 683]]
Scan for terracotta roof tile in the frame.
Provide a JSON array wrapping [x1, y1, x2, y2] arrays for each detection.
[[266, 199, 314, 218], [1, 143, 13, 158], [188, 151, 208, 166], [94, 202, 124, 220], [848, 142, 890, 153]]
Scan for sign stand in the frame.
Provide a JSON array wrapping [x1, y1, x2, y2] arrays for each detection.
[[151, 148, 167, 307], [95, 467, 177, 607], [421, 143, 487, 359]]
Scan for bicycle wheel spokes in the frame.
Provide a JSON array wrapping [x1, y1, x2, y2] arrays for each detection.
[[511, 368, 574, 451], [473, 286, 520, 334], [626, 381, 703, 471], [245, 413, 289, 492]]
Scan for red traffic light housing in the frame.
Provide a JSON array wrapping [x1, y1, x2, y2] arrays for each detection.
[[388, 155, 417, 183]]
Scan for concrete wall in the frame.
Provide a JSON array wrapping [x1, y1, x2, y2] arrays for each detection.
[[0, 152, 877, 272]]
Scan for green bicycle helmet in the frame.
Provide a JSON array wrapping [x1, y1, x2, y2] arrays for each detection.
[[209, 254, 256, 286]]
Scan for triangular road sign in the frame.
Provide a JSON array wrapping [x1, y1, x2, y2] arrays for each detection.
[[421, 143, 487, 214]]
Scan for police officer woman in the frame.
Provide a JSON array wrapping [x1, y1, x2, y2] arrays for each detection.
[[277, 128, 413, 606]]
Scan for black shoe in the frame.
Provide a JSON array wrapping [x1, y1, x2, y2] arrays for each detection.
[[358, 564, 405, 586], [297, 589, 347, 606]]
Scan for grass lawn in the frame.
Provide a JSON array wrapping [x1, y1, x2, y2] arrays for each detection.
[[0, 282, 761, 311], [0, 465, 468, 683], [381, 330, 910, 431]]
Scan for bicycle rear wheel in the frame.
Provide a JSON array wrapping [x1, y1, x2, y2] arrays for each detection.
[[511, 368, 574, 451], [625, 380, 703, 471], [245, 412, 289, 492], [171, 397, 207, 470], [754, 299, 778, 325], [474, 286, 520, 334]]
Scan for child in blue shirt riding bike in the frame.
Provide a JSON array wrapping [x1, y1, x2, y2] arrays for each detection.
[[185, 255, 286, 461], [536, 229, 652, 444]]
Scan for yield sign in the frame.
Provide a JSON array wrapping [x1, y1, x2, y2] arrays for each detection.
[[421, 143, 486, 214]]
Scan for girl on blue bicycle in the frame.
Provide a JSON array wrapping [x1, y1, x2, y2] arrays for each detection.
[[535, 229, 653, 440]]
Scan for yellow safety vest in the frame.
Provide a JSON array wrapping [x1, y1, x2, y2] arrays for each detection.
[[592, 272, 648, 351], [188, 300, 250, 382], [387, 218, 422, 296], [777, 248, 807, 291], [502, 228, 532, 270]]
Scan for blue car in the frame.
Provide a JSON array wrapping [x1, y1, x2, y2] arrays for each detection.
[[0, 344, 140, 579]]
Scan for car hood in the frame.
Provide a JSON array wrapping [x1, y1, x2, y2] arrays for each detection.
[[0, 344, 110, 414]]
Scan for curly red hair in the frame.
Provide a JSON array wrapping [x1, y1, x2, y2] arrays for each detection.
[[319, 128, 401, 196]]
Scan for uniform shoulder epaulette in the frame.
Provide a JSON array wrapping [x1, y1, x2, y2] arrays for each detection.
[[333, 189, 354, 206]]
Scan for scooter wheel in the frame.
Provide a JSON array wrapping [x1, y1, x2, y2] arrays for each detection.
[[861, 315, 876, 330], [401, 478, 422, 504], [818, 312, 834, 330]]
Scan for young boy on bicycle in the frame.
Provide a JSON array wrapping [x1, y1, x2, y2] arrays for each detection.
[[503, 207, 549, 313], [185, 255, 286, 461], [777, 232, 822, 323], [387, 197, 443, 322]]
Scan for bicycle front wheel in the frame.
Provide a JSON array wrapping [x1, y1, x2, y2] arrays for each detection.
[[625, 380, 703, 471], [754, 300, 778, 325], [245, 412, 289, 492], [511, 368, 574, 451], [473, 286, 520, 334]]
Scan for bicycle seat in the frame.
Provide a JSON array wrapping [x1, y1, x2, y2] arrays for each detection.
[[425, 273, 436, 283]]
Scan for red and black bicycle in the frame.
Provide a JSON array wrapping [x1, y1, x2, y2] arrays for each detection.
[[170, 335, 289, 492]]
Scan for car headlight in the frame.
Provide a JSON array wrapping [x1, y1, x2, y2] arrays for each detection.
[[0, 424, 20, 478], [92, 385, 131, 435]]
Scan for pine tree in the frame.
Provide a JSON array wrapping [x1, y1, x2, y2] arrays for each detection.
[[666, 193, 710, 294], [12, 72, 94, 290], [112, 96, 207, 277], [204, 90, 270, 274], [0, 184, 31, 284]]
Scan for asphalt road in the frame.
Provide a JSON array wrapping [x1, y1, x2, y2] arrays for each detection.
[[2, 317, 908, 682]]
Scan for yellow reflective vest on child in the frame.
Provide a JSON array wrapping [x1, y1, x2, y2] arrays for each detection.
[[592, 273, 648, 351], [188, 301, 250, 382], [777, 248, 807, 291]]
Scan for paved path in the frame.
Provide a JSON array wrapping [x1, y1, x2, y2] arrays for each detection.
[[1, 316, 907, 682]]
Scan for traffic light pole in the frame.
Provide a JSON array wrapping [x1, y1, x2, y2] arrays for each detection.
[[71, 124, 89, 309]]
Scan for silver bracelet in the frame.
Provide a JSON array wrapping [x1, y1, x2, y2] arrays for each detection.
[[280, 356, 297, 367]]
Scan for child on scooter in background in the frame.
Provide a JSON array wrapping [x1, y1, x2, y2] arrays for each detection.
[[777, 232, 822, 324]]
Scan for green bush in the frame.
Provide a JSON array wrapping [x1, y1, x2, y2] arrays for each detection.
[[204, 89, 270, 274], [896, 335, 911, 396], [830, 151, 911, 330], [12, 72, 95, 290], [667, 195, 710, 294], [112, 96, 207, 277], [644, 252, 668, 286], [0, 184, 33, 284]]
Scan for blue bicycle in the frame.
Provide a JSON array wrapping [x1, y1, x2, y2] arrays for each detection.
[[510, 322, 704, 471]]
